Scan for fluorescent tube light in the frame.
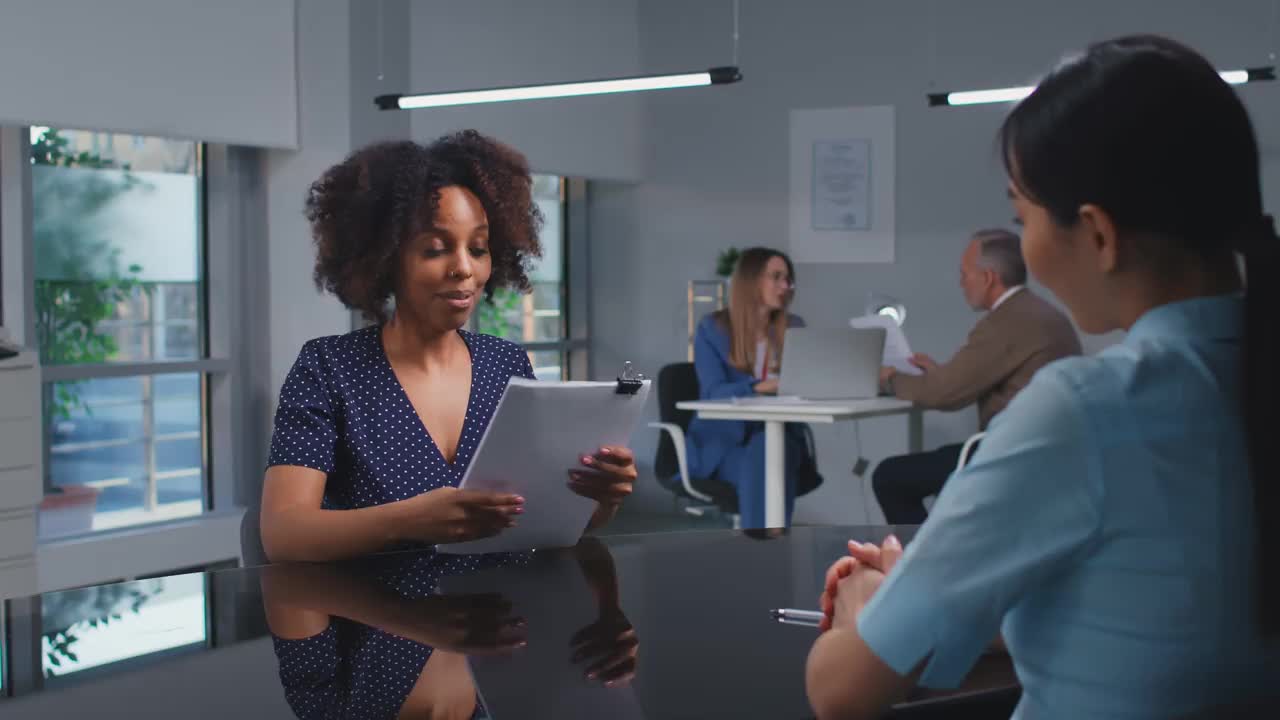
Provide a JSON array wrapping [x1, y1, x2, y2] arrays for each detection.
[[377, 66, 742, 110], [928, 67, 1274, 107]]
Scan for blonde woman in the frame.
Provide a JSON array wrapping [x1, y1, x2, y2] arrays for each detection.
[[687, 247, 816, 529]]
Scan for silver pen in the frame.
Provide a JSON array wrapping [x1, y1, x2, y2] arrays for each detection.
[[770, 608, 824, 627]]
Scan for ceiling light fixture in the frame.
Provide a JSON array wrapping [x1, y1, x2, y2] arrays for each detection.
[[378, 0, 745, 110], [376, 67, 742, 110], [928, 66, 1276, 107]]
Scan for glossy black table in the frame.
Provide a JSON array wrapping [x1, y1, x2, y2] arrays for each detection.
[[0, 526, 1017, 719]]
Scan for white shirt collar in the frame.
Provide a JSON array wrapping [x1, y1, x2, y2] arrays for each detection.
[[991, 285, 1025, 311]]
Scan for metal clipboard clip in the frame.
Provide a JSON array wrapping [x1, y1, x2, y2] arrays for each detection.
[[615, 361, 645, 395]]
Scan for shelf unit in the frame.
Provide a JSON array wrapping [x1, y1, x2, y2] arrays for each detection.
[[0, 351, 41, 599], [687, 279, 728, 361]]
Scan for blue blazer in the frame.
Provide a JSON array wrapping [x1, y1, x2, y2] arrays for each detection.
[[686, 312, 805, 479]]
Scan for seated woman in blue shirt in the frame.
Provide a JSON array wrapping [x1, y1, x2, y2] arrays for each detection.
[[688, 247, 814, 529], [806, 36, 1280, 719], [260, 132, 638, 563]]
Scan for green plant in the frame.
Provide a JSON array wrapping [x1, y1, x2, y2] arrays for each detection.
[[31, 128, 153, 421], [715, 247, 740, 278], [474, 287, 524, 339], [41, 581, 163, 677]]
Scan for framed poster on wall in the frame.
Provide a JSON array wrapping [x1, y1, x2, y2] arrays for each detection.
[[789, 105, 895, 263]]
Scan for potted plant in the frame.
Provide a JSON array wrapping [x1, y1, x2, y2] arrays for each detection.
[[715, 247, 740, 279]]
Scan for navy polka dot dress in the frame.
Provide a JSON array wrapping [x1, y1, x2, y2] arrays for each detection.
[[267, 326, 535, 513], [267, 327, 537, 718], [271, 552, 529, 719]]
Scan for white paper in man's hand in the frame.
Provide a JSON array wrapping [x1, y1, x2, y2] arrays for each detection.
[[850, 314, 922, 375]]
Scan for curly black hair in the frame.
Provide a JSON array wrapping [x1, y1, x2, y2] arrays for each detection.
[[305, 130, 543, 324]]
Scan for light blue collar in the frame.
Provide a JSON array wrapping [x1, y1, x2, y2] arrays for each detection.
[[1125, 294, 1244, 345]]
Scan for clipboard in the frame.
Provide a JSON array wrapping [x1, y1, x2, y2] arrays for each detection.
[[437, 368, 652, 555]]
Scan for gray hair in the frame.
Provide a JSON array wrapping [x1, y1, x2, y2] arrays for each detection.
[[972, 228, 1026, 287]]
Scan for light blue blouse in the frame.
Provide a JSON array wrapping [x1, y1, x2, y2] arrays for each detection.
[[858, 295, 1279, 718]]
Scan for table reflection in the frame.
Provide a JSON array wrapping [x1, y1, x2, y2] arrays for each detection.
[[260, 539, 639, 719]]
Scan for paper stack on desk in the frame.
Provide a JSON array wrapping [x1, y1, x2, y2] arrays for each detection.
[[437, 378, 652, 555], [849, 314, 922, 376]]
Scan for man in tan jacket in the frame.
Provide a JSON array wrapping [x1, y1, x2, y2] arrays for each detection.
[[873, 229, 1081, 524]]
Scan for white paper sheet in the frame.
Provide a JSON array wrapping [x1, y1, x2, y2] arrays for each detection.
[[437, 378, 652, 555], [849, 314, 921, 376]]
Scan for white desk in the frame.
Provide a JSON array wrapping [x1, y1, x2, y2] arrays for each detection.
[[676, 397, 923, 528]]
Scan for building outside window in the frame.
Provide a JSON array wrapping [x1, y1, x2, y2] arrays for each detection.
[[472, 174, 587, 380], [30, 127, 207, 538]]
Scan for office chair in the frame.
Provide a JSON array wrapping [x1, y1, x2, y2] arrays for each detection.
[[649, 363, 824, 528], [239, 505, 269, 567], [649, 363, 742, 526], [955, 432, 986, 471]]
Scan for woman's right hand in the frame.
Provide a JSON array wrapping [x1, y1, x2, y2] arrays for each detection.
[[754, 378, 780, 395], [413, 593, 528, 655], [571, 605, 639, 687], [399, 487, 525, 544]]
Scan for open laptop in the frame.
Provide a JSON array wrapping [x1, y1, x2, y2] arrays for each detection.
[[777, 327, 886, 400]]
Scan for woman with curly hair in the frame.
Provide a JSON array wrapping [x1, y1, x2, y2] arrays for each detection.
[[259, 131, 638, 562]]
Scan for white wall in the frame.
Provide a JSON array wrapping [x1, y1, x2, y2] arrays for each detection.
[[0, 0, 298, 149], [590, 0, 1280, 521], [407, 0, 644, 181], [264, 0, 362, 403], [349, 0, 412, 150], [264, 0, 419, 408]]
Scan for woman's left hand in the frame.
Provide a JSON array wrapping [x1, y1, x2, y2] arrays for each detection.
[[831, 564, 888, 631], [569, 446, 638, 506], [570, 606, 639, 687], [820, 535, 903, 631]]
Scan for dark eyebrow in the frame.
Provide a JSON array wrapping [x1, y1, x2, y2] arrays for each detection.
[[425, 223, 490, 235]]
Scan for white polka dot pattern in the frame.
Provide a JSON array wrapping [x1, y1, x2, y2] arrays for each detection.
[[267, 328, 536, 719], [267, 326, 536, 512], [271, 552, 528, 719]]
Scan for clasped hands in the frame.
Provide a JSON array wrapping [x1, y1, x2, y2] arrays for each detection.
[[817, 534, 904, 632]]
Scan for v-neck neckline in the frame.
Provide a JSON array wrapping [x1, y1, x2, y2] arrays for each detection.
[[375, 326, 478, 470]]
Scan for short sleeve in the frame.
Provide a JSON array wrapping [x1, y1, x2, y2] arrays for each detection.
[[516, 348, 536, 381], [268, 340, 339, 473], [272, 626, 340, 720], [856, 368, 1104, 687]]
